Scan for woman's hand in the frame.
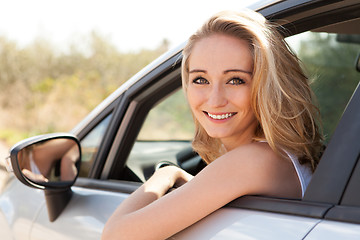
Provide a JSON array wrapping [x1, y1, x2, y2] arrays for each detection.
[[22, 169, 48, 182], [143, 166, 193, 198]]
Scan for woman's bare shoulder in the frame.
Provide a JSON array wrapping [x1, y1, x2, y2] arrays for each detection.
[[204, 141, 300, 198], [214, 141, 281, 170]]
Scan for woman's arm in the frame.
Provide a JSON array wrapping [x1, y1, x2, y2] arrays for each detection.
[[101, 143, 298, 240], [60, 144, 80, 181], [108, 166, 193, 216], [102, 165, 193, 239]]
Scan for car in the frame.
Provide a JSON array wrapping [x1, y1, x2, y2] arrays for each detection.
[[1, 0, 360, 239]]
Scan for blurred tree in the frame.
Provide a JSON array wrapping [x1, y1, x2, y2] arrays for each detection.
[[0, 32, 169, 144]]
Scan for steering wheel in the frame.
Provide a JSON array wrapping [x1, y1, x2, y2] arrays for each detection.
[[155, 147, 206, 177], [155, 160, 180, 171]]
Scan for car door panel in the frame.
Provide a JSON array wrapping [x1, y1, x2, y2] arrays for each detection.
[[30, 186, 129, 240], [172, 208, 319, 239], [305, 220, 360, 240], [29, 184, 319, 240], [0, 180, 44, 240]]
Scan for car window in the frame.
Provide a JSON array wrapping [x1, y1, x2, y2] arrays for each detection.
[[286, 32, 360, 143], [126, 88, 194, 181], [79, 114, 112, 177]]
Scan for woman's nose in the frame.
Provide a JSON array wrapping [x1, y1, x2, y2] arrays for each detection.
[[207, 85, 228, 107]]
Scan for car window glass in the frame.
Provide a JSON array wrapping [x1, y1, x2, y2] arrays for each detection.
[[79, 114, 112, 177], [136, 89, 194, 141], [286, 31, 360, 143], [127, 89, 194, 181]]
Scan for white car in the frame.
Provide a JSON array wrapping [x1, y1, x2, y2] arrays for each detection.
[[1, 0, 360, 239]]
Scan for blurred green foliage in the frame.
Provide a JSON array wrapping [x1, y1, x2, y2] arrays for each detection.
[[296, 32, 360, 142], [0, 32, 169, 145]]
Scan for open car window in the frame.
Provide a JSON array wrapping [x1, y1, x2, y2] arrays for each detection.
[[121, 28, 360, 184], [123, 30, 360, 183], [126, 89, 194, 182]]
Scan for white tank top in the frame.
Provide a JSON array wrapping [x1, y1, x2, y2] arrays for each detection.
[[284, 150, 312, 197], [29, 151, 42, 175]]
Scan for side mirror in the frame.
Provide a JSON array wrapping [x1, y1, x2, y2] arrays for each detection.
[[8, 133, 81, 221], [356, 53, 360, 72]]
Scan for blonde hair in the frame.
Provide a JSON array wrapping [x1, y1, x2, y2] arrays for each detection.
[[182, 10, 323, 171]]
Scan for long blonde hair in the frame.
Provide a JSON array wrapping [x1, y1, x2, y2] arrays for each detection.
[[182, 10, 323, 171]]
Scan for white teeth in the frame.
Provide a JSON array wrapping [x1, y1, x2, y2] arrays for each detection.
[[207, 113, 234, 120]]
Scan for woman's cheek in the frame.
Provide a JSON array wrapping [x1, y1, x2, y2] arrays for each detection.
[[187, 87, 203, 111]]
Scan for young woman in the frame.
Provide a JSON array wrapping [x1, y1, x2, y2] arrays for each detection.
[[102, 9, 323, 240]]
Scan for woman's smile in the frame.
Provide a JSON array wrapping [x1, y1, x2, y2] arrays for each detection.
[[205, 111, 237, 120]]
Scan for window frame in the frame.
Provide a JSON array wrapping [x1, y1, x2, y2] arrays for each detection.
[[74, 97, 118, 178], [100, 52, 183, 180]]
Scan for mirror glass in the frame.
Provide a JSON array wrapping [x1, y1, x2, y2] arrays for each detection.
[[17, 138, 80, 184]]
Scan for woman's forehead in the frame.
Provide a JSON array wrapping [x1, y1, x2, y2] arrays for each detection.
[[189, 34, 253, 73]]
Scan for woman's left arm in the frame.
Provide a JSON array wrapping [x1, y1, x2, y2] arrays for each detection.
[[101, 143, 283, 240]]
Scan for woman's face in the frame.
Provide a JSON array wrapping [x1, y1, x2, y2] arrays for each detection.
[[186, 34, 258, 150]]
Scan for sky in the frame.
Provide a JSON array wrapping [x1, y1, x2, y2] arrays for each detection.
[[0, 0, 261, 53]]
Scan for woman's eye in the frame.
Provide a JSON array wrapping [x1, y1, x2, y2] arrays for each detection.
[[227, 78, 245, 85], [192, 77, 209, 84]]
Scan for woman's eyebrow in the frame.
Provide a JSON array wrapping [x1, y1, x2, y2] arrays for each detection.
[[189, 69, 252, 75], [189, 69, 207, 74], [224, 69, 252, 75]]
